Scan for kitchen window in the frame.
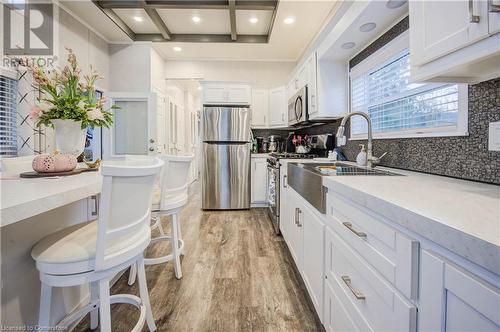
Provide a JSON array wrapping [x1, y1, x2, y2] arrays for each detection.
[[0, 70, 18, 157], [349, 32, 468, 139]]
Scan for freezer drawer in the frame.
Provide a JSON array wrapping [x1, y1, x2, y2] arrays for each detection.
[[202, 106, 251, 142], [202, 143, 251, 209]]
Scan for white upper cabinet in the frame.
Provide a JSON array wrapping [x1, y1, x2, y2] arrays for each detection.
[[305, 53, 318, 119], [409, 0, 500, 83], [410, 0, 490, 66], [268, 86, 287, 127], [251, 89, 269, 128], [489, 0, 500, 33], [202, 83, 251, 105]]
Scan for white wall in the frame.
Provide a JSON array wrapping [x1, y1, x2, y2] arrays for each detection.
[[109, 43, 151, 92], [58, 8, 110, 91], [164, 60, 295, 88], [151, 47, 167, 94]]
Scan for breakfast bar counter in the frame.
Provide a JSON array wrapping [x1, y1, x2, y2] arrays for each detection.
[[1, 170, 102, 227]]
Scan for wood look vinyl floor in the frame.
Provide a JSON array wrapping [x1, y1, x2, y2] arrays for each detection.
[[74, 183, 323, 332]]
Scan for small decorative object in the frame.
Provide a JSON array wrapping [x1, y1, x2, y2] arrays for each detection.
[[84, 159, 101, 169], [32, 152, 77, 173], [25, 48, 116, 156]]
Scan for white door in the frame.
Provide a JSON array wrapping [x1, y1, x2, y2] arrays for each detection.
[[167, 100, 177, 155], [268, 86, 287, 127], [155, 92, 167, 155], [251, 89, 268, 127], [410, 0, 490, 66], [175, 104, 185, 153], [102, 93, 156, 160]]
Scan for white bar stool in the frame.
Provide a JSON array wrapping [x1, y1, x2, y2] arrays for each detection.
[[128, 154, 193, 283], [31, 157, 164, 332]]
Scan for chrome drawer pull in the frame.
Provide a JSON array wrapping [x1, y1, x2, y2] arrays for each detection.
[[341, 276, 366, 300], [342, 222, 367, 239]]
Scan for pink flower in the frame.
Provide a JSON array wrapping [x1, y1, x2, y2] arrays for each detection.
[[87, 108, 105, 121], [29, 106, 43, 120]]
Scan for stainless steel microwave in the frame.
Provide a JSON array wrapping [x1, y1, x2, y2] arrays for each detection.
[[288, 86, 308, 126]]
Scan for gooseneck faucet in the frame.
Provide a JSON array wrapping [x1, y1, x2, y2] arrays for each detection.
[[336, 112, 386, 168]]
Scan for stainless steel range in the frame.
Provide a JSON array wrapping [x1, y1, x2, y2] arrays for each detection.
[[266, 152, 317, 235]]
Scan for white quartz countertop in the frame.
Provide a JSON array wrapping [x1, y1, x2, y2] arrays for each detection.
[[1, 170, 102, 227], [322, 167, 500, 274]]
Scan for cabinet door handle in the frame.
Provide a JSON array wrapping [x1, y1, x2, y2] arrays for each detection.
[[469, 0, 480, 22], [91, 195, 99, 216], [311, 94, 316, 107], [343, 222, 367, 239], [294, 207, 299, 225], [283, 175, 287, 188], [297, 208, 302, 227], [341, 276, 366, 300]]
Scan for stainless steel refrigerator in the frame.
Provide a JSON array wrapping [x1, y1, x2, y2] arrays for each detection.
[[202, 106, 251, 210]]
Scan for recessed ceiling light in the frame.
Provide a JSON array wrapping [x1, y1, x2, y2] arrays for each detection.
[[192, 16, 201, 23], [283, 17, 295, 25], [359, 22, 377, 32], [197, 86, 202, 90], [173, 47, 182, 52], [341, 42, 356, 50], [133, 16, 143, 22], [249, 17, 258, 24], [386, 0, 407, 9]]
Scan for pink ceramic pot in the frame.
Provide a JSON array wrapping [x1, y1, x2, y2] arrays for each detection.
[[32, 153, 77, 173]]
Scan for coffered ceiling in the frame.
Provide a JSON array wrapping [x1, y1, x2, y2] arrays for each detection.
[[91, 0, 279, 43], [59, 0, 340, 61]]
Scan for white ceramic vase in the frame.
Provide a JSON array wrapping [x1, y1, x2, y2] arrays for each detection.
[[52, 119, 87, 156]]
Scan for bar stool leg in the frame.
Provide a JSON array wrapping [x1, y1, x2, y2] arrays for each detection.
[[137, 257, 157, 332], [171, 213, 182, 279], [98, 278, 112, 332], [177, 218, 184, 256], [128, 263, 137, 286], [38, 281, 52, 331], [90, 281, 99, 330]]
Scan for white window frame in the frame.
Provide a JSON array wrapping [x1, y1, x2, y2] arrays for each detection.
[[349, 31, 468, 140]]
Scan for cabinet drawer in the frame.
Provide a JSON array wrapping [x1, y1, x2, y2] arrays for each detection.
[[326, 228, 417, 332], [324, 279, 373, 332], [327, 192, 419, 300]]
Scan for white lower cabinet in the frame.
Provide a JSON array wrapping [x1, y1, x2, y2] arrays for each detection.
[[419, 249, 500, 332], [325, 227, 417, 332], [282, 189, 325, 321], [301, 202, 325, 318], [251, 157, 268, 204]]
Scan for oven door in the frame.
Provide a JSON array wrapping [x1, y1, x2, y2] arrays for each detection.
[[267, 164, 280, 234]]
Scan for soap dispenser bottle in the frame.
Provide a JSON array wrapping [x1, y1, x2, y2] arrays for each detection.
[[356, 144, 367, 166]]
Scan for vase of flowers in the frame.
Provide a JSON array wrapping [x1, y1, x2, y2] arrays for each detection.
[[27, 48, 115, 156]]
